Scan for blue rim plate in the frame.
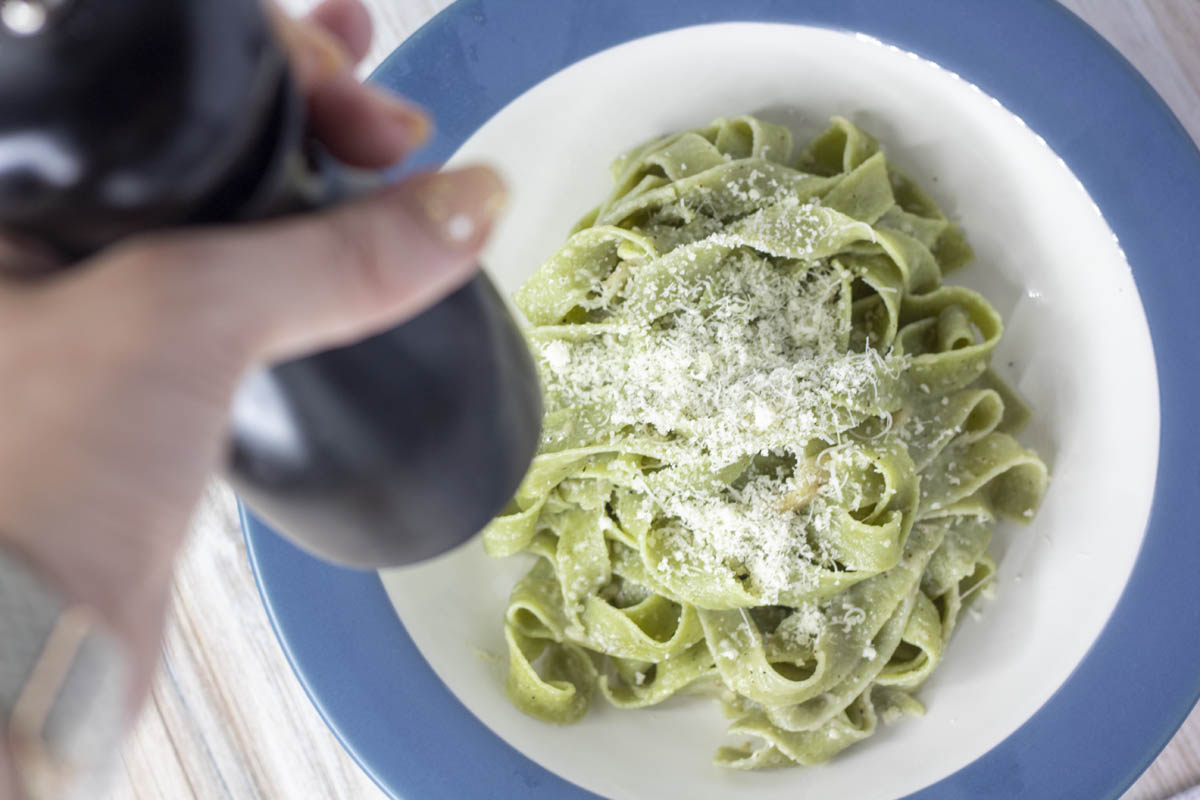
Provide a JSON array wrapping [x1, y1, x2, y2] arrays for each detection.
[[243, 1, 1200, 797]]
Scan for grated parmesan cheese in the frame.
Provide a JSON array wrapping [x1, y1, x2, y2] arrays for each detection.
[[532, 211, 909, 602]]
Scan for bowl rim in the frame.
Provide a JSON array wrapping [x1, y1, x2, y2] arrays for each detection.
[[243, 1, 1200, 798]]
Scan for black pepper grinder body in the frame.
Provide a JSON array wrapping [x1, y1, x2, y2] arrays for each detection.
[[0, 0, 541, 567]]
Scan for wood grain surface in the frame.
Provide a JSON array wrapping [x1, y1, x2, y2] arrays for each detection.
[[108, 1, 1200, 798]]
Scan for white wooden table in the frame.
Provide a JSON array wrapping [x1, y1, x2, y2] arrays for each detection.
[[109, 2, 1200, 798]]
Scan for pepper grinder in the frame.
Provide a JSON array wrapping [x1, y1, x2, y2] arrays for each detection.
[[0, 0, 542, 567]]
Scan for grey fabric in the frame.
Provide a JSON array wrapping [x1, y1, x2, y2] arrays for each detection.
[[0, 546, 126, 799], [1172, 785, 1200, 800], [42, 624, 126, 771], [0, 547, 62, 720]]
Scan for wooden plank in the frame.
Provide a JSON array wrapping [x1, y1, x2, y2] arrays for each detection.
[[1061, 0, 1200, 145], [109, 483, 387, 800]]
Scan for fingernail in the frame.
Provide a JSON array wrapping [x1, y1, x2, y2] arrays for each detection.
[[410, 166, 508, 248], [281, 18, 351, 85], [366, 86, 434, 149]]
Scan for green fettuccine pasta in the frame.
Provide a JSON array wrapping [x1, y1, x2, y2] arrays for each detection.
[[484, 115, 1049, 769]]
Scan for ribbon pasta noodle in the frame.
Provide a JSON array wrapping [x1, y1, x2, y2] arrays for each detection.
[[484, 116, 1048, 768]]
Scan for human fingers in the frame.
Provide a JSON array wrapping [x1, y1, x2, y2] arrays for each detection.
[[308, 0, 373, 62], [92, 165, 506, 369], [270, 2, 430, 168], [307, 73, 432, 169], [268, 3, 353, 87]]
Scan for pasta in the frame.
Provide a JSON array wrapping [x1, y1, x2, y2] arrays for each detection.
[[483, 115, 1049, 768]]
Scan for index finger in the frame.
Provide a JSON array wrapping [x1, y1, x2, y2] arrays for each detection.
[[266, 2, 354, 88], [268, 1, 430, 168]]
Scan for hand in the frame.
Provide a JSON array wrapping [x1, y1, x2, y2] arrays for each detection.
[[0, 0, 505, 765]]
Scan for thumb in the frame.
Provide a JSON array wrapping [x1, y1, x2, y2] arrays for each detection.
[[189, 164, 506, 363]]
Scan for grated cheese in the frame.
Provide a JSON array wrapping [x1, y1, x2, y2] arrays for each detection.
[[532, 208, 908, 604]]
